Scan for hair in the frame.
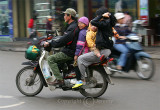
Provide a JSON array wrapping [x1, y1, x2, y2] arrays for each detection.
[[67, 14, 75, 20], [96, 7, 109, 16], [124, 11, 129, 15], [32, 10, 38, 20]]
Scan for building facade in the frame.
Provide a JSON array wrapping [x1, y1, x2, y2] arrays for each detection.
[[1, 0, 159, 43]]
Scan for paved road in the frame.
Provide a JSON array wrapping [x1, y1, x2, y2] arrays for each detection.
[[0, 51, 159, 110]]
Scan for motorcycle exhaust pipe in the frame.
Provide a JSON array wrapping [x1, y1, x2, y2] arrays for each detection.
[[107, 67, 122, 73]]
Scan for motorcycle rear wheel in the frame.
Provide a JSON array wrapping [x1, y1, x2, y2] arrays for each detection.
[[136, 57, 155, 80], [16, 66, 43, 96], [80, 67, 108, 98]]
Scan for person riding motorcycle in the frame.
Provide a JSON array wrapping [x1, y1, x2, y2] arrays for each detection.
[[44, 8, 79, 86], [113, 12, 132, 70]]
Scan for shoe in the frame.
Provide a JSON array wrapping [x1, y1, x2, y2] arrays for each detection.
[[99, 55, 105, 61], [47, 79, 64, 86], [72, 80, 83, 88]]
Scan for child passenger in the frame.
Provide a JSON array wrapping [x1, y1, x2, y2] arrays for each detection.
[[72, 16, 89, 88], [86, 23, 105, 61]]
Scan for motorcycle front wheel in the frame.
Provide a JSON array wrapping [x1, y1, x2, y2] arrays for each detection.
[[136, 57, 155, 80], [80, 67, 108, 98], [16, 66, 43, 96]]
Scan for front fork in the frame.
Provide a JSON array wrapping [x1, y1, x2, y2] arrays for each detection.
[[33, 64, 48, 87]]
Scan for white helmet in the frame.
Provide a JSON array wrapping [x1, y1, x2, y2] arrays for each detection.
[[114, 13, 125, 20]]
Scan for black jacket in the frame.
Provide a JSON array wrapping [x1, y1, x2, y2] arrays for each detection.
[[91, 14, 117, 49], [50, 21, 79, 57]]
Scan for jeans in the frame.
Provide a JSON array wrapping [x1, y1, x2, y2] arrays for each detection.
[[114, 44, 129, 67], [28, 28, 33, 35], [47, 52, 73, 80]]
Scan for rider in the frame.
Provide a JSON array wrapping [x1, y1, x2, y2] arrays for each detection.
[[44, 8, 79, 86], [72, 16, 89, 88], [113, 12, 132, 70]]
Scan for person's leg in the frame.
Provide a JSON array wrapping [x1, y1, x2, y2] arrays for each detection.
[[93, 48, 101, 57], [114, 44, 129, 68], [93, 48, 105, 61], [47, 52, 73, 81], [78, 49, 111, 79], [72, 49, 111, 88], [74, 66, 81, 80]]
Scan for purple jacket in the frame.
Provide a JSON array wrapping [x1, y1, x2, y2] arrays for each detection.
[[75, 28, 89, 56]]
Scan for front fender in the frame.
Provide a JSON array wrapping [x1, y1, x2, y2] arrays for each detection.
[[135, 51, 151, 60], [21, 61, 37, 66], [34, 64, 48, 87]]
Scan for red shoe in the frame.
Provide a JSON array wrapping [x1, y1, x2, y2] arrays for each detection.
[[99, 55, 105, 61]]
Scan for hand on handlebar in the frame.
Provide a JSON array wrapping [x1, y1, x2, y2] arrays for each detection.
[[119, 36, 127, 40]]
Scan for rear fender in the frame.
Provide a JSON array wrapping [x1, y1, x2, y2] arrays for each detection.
[[89, 65, 113, 85]]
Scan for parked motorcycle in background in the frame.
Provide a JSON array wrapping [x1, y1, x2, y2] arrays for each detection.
[[107, 34, 155, 80]]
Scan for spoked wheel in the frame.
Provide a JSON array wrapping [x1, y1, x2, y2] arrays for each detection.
[[80, 67, 108, 98], [16, 66, 43, 96], [136, 57, 155, 80]]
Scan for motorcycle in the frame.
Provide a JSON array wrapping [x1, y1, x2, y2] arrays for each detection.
[[107, 34, 155, 80], [16, 34, 113, 98]]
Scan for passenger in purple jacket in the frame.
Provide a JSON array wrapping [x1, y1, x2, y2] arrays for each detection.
[[73, 16, 89, 88], [74, 17, 89, 61]]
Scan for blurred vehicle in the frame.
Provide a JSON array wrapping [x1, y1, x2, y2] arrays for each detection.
[[107, 34, 155, 80]]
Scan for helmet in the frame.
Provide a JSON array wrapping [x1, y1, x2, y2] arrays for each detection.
[[25, 45, 40, 61], [114, 13, 125, 20]]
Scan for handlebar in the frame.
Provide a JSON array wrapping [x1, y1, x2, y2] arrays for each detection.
[[46, 30, 59, 37]]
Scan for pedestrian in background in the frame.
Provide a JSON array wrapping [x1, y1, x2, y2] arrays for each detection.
[[27, 15, 37, 38], [46, 16, 53, 31]]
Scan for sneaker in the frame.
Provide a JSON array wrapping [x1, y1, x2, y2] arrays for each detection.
[[72, 80, 83, 88], [99, 55, 105, 61]]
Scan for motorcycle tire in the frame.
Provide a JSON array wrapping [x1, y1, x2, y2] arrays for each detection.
[[136, 57, 155, 80], [16, 66, 43, 96], [80, 67, 108, 98]]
